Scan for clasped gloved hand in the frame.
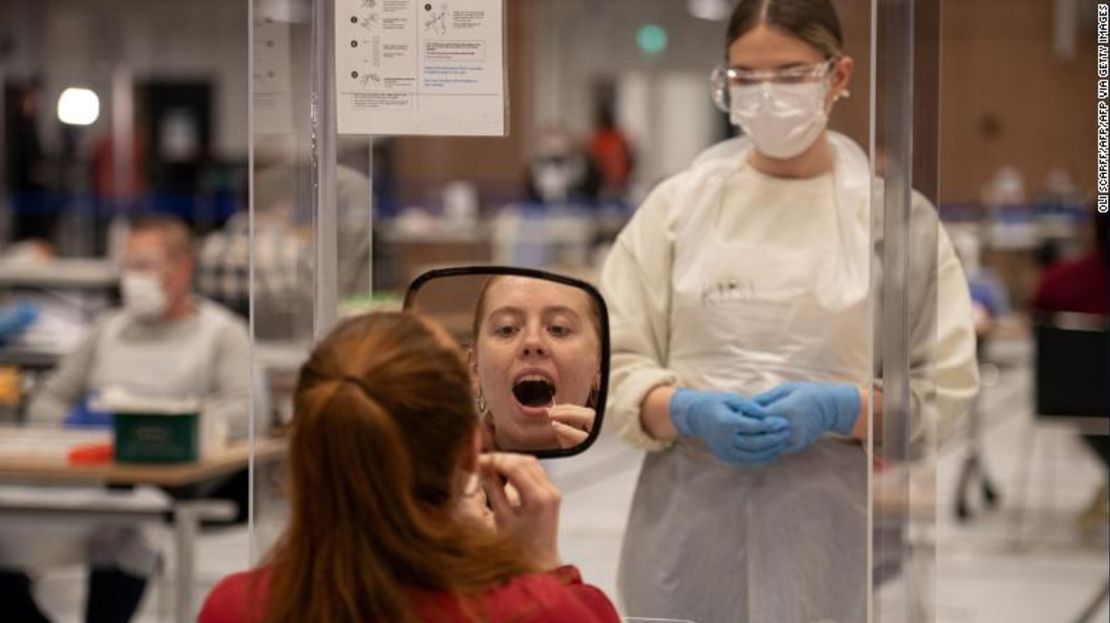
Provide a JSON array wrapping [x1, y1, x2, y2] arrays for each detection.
[[669, 388, 790, 465], [752, 382, 860, 454]]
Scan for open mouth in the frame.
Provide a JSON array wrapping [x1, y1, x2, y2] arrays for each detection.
[[512, 375, 556, 409]]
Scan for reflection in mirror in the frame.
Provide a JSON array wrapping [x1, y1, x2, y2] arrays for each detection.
[[470, 275, 601, 452], [404, 268, 609, 457]]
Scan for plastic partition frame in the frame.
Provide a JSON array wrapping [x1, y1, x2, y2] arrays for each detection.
[[312, 0, 339, 339], [871, 0, 942, 621]]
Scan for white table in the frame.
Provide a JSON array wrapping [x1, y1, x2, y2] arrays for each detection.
[[0, 431, 286, 623]]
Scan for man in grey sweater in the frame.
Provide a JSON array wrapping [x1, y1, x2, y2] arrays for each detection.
[[29, 216, 251, 439], [1, 215, 250, 623]]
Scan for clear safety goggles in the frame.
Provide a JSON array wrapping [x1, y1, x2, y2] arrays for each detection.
[[710, 58, 839, 113], [713, 58, 837, 88]]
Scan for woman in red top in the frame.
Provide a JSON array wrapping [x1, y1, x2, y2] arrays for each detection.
[[199, 312, 620, 623]]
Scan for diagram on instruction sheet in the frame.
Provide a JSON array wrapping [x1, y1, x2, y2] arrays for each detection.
[[424, 3, 449, 36], [351, 72, 381, 87], [358, 13, 378, 30]]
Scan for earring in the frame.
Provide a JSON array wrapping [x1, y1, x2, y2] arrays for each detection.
[[837, 89, 851, 101], [476, 388, 489, 416]]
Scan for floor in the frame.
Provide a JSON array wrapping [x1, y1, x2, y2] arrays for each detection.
[[29, 337, 1109, 623]]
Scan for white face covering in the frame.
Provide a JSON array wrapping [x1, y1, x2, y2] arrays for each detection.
[[729, 80, 830, 160], [121, 271, 169, 321]]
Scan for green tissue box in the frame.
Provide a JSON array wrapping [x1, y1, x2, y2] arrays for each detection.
[[91, 389, 203, 464], [113, 411, 200, 464]]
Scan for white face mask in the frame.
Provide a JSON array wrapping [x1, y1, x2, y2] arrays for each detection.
[[121, 272, 169, 321], [535, 161, 572, 202], [729, 80, 830, 160]]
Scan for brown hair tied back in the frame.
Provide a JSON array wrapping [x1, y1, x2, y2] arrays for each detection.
[[265, 312, 534, 623], [726, 0, 844, 59]]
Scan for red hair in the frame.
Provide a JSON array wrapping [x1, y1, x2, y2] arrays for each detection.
[[264, 312, 536, 623]]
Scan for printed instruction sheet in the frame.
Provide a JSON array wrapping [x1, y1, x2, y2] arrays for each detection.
[[335, 0, 506, 136]]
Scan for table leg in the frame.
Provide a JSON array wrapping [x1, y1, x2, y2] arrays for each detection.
[[173, 502, 200, 623], [170, 499, 236, 623]]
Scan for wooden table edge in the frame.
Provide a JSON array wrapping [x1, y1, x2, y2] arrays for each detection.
[[0, 438, 287, 487]]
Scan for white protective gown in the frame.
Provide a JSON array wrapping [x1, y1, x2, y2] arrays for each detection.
[[600, 133, 978, 623]]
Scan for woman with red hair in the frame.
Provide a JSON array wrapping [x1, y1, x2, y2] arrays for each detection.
[[199, 312, 619, 623]]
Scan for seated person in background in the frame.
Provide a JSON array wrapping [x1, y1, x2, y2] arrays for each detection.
[[525, 126, 601, 206], [199, 312, 619, 623], [1032, 210, 1108, 316], [29, 214, 250, 437], [197, 198, 308, 336], [469, 276, 602, 451], [1032, 208, 1108, 530], [196, 150, 313, 329], [0, 214, 250, 623], [198, 161, 371, 339]]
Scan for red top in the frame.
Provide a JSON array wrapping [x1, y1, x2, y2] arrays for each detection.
[[198, 565, 620, 623], [1032, 253, 1109, 315]]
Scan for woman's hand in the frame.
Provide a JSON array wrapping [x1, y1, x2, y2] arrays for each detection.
[[751, 382, 861, 453], [670, 388, 790, 465], [453, 474, 496, 530], [478, 452, 563, 570], [548, 404, 595, 448]]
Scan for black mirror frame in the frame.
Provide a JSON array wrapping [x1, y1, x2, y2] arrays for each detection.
[[404, 265, 610, 459]]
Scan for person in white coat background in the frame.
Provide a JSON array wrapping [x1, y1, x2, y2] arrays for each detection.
[[600, 1, 979, 622]]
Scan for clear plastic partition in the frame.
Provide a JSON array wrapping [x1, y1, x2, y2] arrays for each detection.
[[240, 1, 971, 622], [246, 0, 375, 563], [874, 1, 1108, 622], [871, 0, 945, 621], [929, 2, 1108, 623]]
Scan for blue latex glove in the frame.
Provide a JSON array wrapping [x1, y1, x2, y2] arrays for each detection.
[[669, 388, 791, 465], [64, 398, 114, 429], [752, 382, 860, 454], [0, 302, 39, 342]]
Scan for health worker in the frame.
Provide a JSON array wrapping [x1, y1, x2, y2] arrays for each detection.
[[600, 1, 979, 621]]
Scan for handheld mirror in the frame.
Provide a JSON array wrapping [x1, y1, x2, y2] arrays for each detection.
[[404, 266, 609, 458]]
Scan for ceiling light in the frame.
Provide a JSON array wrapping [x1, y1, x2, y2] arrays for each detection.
[[57, 88, 100, 126]]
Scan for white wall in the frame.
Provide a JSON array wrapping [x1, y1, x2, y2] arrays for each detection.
[[531, 0, 733, 187], [618, 71, 721, 186]]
